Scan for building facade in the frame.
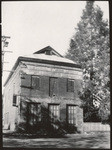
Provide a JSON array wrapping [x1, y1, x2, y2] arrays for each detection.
[[3, 46, 83, 133]]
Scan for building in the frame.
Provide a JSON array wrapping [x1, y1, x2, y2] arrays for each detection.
[[3, 46, 83, 133]]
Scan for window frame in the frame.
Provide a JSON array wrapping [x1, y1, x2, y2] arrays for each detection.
[[67, 104, 77, 125], [13, 94, 17, 107], [28, 102, 41, 125], [48, 103, 60, 122], [67, 79, 74, 93]]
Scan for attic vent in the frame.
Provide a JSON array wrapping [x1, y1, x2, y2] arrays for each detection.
[[45, 50, 52, 55]]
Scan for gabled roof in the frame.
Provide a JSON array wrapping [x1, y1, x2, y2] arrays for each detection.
[[23, 46, 78, 64], [34, 46, 63, 57]]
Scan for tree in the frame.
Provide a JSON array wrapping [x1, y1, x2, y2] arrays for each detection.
[[66, 1, 110, 123]]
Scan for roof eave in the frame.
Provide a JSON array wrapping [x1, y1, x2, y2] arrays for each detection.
[[4, 57, 20, 87], [4, 56, 81, 87], [19, 56, 81, 68]]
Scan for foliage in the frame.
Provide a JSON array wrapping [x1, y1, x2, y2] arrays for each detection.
[[66, 1, 110, 122], [17, 105, 79, 136]]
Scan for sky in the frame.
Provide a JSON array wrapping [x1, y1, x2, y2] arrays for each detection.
[[2, 1, 109, 86]]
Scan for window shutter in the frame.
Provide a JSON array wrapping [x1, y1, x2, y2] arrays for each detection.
[[74, 79, 82, 97], [49, 77, 58, 97], [21, 74, 31, 88], [32, 76, 40, 90], [67, 79, 74, 92]]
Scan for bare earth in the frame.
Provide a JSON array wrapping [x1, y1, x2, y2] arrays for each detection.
[[3, 132, 110, 149]]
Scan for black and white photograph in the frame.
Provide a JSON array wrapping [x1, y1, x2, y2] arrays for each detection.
[[2, 1, 110, 148]]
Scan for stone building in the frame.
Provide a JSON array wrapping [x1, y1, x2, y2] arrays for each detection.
[[3, 46, 83, 133]]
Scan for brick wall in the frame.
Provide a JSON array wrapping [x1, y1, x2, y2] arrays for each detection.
[[3, 61, 83, 132], [19, 62, 83, 133], [20, 74, 82, 100]]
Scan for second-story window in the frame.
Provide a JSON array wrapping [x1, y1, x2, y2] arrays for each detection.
[[32, 76, 40, 90], [67, 79, 74, 92]]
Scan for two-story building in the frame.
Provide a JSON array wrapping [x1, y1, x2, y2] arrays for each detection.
[[3, 46, 83, 133]]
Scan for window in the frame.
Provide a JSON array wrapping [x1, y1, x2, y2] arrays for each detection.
[[28, 103, 41, 125], [67, 105, 76, 125], [49, 104, 60, 122], [67, 79, 74, 92], [49, 77, 58, 97], [32, 76, 40, 90], [13, 95, 17, 106]]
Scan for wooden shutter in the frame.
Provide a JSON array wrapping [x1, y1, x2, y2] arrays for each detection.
[[21, 74, 31, 88], [20, 101, 28, 122], [32, 76, 40, 90], [67, 79, 74, 92], [49, 77, 58, 97], [74, 79, 82, 92]]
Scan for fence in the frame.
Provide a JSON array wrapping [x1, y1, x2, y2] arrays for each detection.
[[83, 123, 110, 132]]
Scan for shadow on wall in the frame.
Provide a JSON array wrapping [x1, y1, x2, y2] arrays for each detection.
[[16, 104, 80, 137]]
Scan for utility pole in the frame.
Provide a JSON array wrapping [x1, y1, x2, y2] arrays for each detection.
[[1, 36, 12, 75]]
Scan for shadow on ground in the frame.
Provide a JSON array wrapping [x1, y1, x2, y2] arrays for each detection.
[[3, 131, 110, 149]]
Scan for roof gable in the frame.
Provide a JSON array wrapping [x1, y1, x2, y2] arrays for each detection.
[[33, 46, 63, 57]]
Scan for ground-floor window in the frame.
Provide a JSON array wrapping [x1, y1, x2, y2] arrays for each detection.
[[67, 105, 77, 125], [28, 103, 41, 125], [49, 104, 60, 122]]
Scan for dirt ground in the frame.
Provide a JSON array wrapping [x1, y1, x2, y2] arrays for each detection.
[[3, 132, 110, 148]]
